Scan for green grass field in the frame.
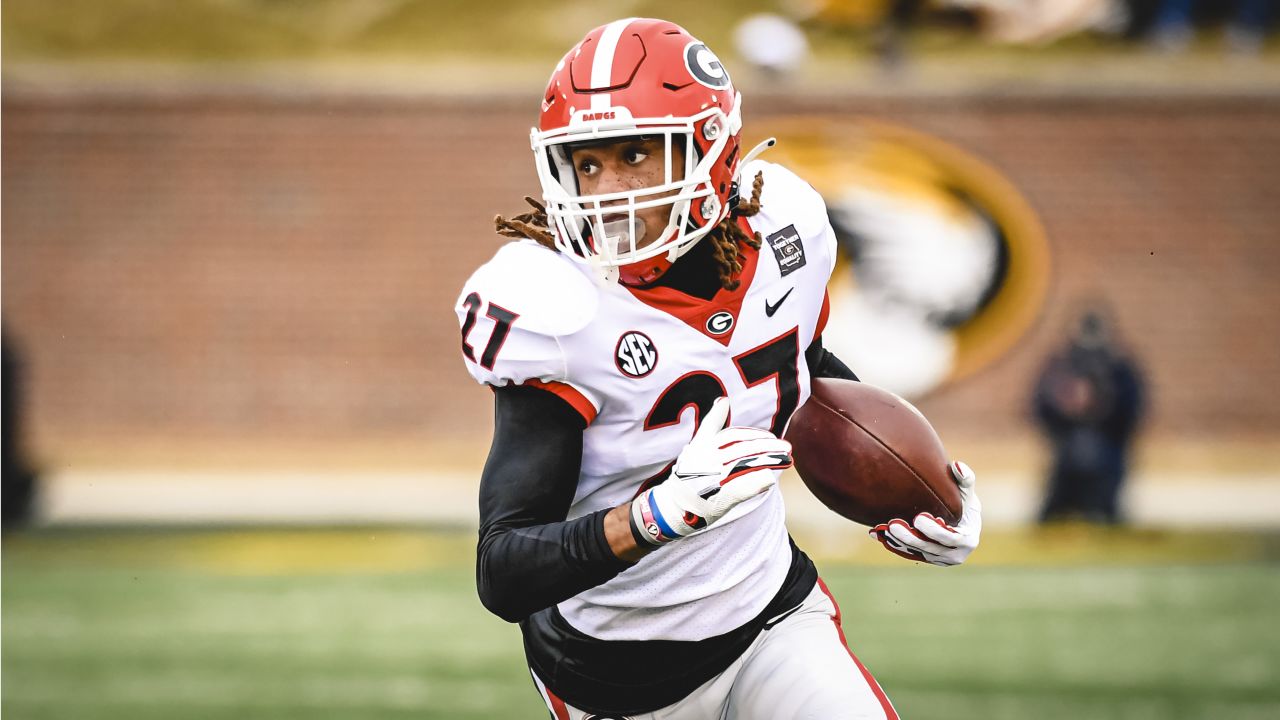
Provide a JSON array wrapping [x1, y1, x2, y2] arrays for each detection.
[[4, 527, 1279, 720]]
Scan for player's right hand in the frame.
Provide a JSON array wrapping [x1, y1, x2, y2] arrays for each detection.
[[630, 397, 792, 546], [870, 461, 982, 566]]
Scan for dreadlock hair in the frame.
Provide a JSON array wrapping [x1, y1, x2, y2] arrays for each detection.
[[493, 171, 766, 291], [707, 170, 764, 291]]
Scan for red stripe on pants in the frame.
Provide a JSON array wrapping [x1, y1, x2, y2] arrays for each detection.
[[545, 685, 571, 720], [816, 577, 900, 720]]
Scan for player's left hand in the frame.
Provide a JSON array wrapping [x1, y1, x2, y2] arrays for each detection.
[[869, 461, 981, 566], [630, 397, 791, 546]]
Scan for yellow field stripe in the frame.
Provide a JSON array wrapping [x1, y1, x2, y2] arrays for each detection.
[[7, 526, 1277, 575]]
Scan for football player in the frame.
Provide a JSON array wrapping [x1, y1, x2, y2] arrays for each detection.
[[455, 18, 982, 720]]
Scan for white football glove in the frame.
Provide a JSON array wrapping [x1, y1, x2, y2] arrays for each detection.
[[869, 461, 982, 566], [631, 397, 792, 546]]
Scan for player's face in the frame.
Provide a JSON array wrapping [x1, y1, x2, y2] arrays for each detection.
[[569, 137, 687, 252]]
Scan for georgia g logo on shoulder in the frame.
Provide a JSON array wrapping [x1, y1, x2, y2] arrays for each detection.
[[616, 331, 658, 378], [684, 41, 731, 89]]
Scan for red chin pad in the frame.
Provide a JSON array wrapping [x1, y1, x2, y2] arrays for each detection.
[[619, 255, 674, 287]]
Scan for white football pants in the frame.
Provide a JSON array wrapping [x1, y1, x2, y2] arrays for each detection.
[[532, 579, 899, 720]]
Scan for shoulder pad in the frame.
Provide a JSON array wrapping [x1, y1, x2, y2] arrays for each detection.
[[462, 241, 598, 338], [741, 159, 830, 239], [740, 160, 838, 278]]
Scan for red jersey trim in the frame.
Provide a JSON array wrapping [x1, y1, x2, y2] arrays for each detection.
[[523, 379, 599, 426], [622, 217, 761, 347]]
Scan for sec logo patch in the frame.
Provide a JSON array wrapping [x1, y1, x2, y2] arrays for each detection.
[[616, 331, 658, 378]]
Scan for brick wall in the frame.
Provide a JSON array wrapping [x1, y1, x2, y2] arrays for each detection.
[[3, 92, 1278, 457]]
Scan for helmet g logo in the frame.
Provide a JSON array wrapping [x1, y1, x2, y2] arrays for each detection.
[[684, 42, 731, 89]]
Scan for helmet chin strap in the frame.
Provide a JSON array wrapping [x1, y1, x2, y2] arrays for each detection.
[[666, 236, 698, 263], [587, 253, 620, 286]]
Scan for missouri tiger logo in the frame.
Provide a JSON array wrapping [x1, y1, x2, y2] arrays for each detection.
[[753, 118, 1050, 398]]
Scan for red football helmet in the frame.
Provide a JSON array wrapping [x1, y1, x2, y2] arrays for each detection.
[[531, 18, 743, 285]]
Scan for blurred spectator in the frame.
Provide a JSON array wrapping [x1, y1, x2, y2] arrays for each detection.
[[872, 0, 927, 70], [1033, 305, 1145, 524], [815, 0, 1137, 71], [1149, 0, 1277, 53], [950, 0, 1127, 44], [733, 13, 811, 80], [796, 0, 977, 72], [3, 330, 39, 529]]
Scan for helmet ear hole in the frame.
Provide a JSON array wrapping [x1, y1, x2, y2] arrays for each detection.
[[700, 196, 720, 223]]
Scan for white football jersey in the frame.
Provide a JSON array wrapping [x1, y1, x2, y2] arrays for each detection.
[[456, 160, 838, 641]]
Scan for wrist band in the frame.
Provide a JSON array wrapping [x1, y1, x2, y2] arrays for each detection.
[[630, 492, 668, 546], [628, 501, 652, 547]]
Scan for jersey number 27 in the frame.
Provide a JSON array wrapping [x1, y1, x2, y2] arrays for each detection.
[[460, 292, 518, 371], [645, 328, 800, 438]]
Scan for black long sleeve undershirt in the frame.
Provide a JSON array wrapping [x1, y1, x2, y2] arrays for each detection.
[[475, 337, 856, 623], [805, 334, 860, 382], [476, 384, 632, 622]]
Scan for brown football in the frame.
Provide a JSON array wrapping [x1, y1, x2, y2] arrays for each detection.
[[784, 378, 962, 527]]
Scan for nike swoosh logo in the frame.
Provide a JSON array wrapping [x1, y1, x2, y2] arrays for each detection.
[[764, 288, 793, 317], [762, 602, 804, 629]]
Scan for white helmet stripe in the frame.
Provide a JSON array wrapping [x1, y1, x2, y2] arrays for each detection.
[[589, 17, 637, 111]]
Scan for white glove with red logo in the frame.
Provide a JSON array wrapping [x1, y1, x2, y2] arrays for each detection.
[[870, 461, 982, 566], [631, 397, 792, 546]]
